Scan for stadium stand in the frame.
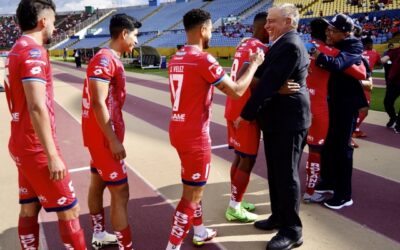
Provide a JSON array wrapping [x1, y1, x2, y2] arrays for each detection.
[[1, 0, 400, 53], [301, 0, 399, 18]]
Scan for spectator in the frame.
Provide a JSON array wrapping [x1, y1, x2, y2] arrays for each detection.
[[381, 45, 400, 132], [73, 49, 82, 68]]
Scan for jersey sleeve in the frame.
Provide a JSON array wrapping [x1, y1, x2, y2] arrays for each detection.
[[20, 47, 48, 84], [87, 54, 115, 84], [200, 54, 226, 86]]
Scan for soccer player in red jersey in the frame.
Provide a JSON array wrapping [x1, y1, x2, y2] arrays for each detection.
[[166, 9, 264, 250], [353, 37, 381, 138], [224, 12, 269, 223], [81, 14, 141, 250], [3, 1, 86, 249], [305, 18, 367, 203]]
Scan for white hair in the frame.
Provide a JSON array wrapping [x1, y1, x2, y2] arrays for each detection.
[[275, 3, 300, 29]]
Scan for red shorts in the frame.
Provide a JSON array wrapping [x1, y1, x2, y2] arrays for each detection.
[[307, 110, 329, 145], [11, 151, 77, 212], [172, 135, 211, 186], [88, 144, 128, 185], [227, 120, 260, 157]]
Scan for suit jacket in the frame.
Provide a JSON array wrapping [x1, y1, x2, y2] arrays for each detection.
[[241, 30, 311, 132]]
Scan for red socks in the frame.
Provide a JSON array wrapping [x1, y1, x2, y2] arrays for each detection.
[[90, 209, 105, 234], [356, 111, 368, 131], [230, 164, 238, 182], [18, 215, 39, 250], [115, 226, 133, 250], [58, 218, 86, 250], [168, 198, 197, 246], [192, 202, 203, 227], [231, 168, 251, 202], [305, 150, 321, 195]]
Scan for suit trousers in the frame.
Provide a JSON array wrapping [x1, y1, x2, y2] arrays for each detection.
[[263, 129, 307, 239]]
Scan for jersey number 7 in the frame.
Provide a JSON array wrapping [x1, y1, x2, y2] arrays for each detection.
[[169, 74, 184, 111]]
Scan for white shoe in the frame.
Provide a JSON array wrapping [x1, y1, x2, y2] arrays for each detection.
[[192, 228, 217, 246], [92, 231, 118, 249], [303, 192, 325, 203]]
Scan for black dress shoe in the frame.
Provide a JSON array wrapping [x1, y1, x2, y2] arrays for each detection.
[[254, 216, 280, 231], [267, 234, 303, 250]]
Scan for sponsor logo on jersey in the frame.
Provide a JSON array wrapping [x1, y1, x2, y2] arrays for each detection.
[[25, 59, 46, 65], [176, 51, 186, 56], [207, 54, 217, 64], [99, 57, 109, 67], [11, 112, 20, 122], [29, 48, 41, 58], [57, 196, 67, 205], [171, 113, 186, 122]]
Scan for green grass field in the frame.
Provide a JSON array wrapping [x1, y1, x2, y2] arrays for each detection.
[[51, 56, 400, 112]]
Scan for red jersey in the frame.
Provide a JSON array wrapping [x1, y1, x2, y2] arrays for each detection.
[[225, 38, 268, 120], [4, 35, 56, 156], [82, 48, 126, 147], [362, 49, 381, 70], [168, 45, 226, 139], [307, 40, 337, 106]]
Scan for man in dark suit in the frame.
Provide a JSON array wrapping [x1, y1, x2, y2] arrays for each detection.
[[238, 4, 310, 250]]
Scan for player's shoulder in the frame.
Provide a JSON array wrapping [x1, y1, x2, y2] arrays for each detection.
[[198, 52, 219, 66], [90, 48, 114, 66]]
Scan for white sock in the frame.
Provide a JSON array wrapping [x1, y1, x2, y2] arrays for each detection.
[[166, 241, 181, 250], [229, 200, 241, 210], [93, 230, 106, 239], [193, 224, 207, 237]]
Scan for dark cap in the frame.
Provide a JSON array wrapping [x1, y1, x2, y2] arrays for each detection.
[[329, 14, 354, 32]]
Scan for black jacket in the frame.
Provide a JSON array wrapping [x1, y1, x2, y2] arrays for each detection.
[[240, 30, 311, 132], [315, 36, 368, 110]]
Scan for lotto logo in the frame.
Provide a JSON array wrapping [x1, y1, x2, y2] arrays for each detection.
[[192, 173, 201, 180], [64, 243, 74, 250], [38, 195, 48, 203], [94, 69, 103, 75], [57, 197, 67, 205], [110, 172, 118, 180], [30, 66, 41, 75]]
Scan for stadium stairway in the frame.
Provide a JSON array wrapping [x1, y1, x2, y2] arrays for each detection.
[[49, 8, 116, 50], [140, 4, 164, 23], [143, 0, 213, 46], [299, 0, 319, 16], [238, 0, 271, 21]]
